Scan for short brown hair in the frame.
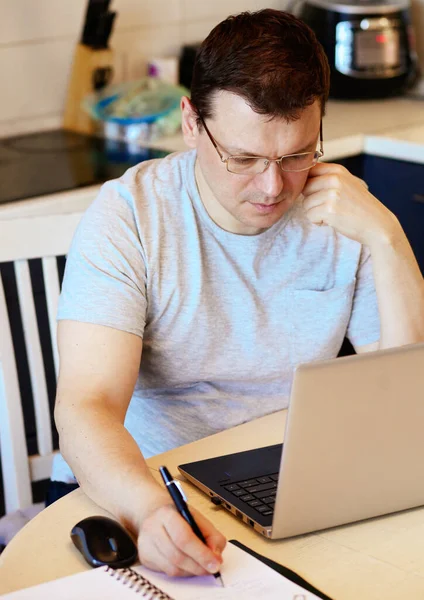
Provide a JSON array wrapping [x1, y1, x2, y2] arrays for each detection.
[[190, 9, 330, 124]]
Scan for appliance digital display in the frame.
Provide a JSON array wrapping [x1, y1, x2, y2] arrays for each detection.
[[355, 29, 400, 68]]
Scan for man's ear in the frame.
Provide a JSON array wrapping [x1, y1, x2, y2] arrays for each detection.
[[180, 96, 199, 148]]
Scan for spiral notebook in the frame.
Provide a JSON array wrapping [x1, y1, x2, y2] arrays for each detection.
[[3, 541, 327, 600]]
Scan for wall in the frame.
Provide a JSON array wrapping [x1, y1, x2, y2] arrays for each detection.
[[0, 0, 288, 137], [1, 0, 423, 138]]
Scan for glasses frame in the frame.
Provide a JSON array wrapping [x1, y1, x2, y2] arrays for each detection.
[[199, 115, 324, 175]]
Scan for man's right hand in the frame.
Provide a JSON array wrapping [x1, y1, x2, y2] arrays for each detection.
[[137, 501, 226, 577], [56, 321, 226, 577]]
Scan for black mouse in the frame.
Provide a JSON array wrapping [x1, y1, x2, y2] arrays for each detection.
[[70, 515, 138, 568]]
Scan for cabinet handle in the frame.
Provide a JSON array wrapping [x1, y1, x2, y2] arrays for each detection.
[[412, 194, 424, 204]]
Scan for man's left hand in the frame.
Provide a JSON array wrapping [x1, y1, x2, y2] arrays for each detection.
[[302, 162, 400, 248]]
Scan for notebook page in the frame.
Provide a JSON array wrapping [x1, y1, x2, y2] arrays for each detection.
[[2, 566, 137, 600], [2, 543, 321, 599], [132, 542, 321, 600]]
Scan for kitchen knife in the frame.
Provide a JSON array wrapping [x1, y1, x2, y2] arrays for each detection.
[[81, 0, 111, 47]]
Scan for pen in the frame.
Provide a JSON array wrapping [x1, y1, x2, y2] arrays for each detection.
[[159, 465, 224, 587]]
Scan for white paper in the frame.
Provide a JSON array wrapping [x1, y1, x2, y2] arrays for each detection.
[[3, 542, 320, 600], [131, 542, 319, 600]]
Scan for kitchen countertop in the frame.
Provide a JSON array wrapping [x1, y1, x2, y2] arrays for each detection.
[[317, 97, 424, 162], [1, 97, 424, 220]]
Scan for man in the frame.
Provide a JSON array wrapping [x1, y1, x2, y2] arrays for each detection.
[[53, 9, 424, 579]]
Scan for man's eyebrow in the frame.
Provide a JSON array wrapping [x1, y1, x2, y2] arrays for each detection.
[[226, 137, 319, 157]]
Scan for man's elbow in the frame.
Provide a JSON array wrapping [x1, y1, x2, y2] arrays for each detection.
[[54, 393, 76, 462]]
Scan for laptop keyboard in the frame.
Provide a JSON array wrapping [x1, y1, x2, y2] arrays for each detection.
[[221, 473, 279, 517]]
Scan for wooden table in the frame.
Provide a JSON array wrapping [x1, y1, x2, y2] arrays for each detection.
[[1, 410, 424, 599]]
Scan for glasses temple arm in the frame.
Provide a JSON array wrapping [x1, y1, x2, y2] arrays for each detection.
[[199, 115, 225, 161]]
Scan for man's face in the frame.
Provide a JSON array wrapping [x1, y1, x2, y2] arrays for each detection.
[[184, 91, 322, 235]]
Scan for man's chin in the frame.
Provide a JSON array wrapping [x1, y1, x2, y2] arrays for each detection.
[[236, 202, 289, 233]]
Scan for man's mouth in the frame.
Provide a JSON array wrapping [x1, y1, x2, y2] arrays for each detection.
[[250, 200, 282, 214]]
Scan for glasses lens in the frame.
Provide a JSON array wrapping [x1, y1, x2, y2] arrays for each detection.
[[227, 151, 322, 174], [227, 157, 266, 175], [281, 152, 318, 172]]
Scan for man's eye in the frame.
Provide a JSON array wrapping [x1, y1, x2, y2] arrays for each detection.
[[232, 157, 257, 165], [283, 153, 314, 167]]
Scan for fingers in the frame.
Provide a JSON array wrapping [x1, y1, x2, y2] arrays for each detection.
[[353, 175, 369, 189], [145, 523, 208, 577], [138, 504, 226, 578], [307, 162, 348, 177], [139, 524, 195, 577], [304, 164, 368, 196], [302, 185, 346, 229], [303, 188, 340, 209], [303, 174, 340, 197], [163, 506, 223, 574], [302, 163, 386, 244], [304, 204, 329, 226], [190, 506, 227, 555], [302, 188, 340, 225]]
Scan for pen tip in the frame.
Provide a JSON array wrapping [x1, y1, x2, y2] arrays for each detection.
[[218, 574, 224, 587]]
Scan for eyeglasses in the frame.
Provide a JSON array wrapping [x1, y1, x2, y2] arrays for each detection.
[[199, 115, 324, 175]]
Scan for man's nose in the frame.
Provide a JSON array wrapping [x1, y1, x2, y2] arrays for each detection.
[[255, 161, 284, 198]]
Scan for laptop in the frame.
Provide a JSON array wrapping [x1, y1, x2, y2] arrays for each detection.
[[178, 342, 424, 539]]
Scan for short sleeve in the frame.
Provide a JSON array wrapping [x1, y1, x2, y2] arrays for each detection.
[[346, 244, 380, 348], [57, 180, 147, 338]]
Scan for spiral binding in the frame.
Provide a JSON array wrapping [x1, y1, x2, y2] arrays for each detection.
[[105, 566, 175, 599]]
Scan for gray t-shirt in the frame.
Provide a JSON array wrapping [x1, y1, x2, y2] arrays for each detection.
[[52, 149, 380, 481]]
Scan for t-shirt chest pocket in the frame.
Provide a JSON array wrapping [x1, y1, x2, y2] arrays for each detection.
[[284, 282, 356, 366]]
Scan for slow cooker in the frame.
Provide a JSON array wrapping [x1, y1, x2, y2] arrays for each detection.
[[298, 0, 420, 99]]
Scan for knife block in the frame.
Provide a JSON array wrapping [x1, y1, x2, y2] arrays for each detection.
[[63, 43, 113, 135]]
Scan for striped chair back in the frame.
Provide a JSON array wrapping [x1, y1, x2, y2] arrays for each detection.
[[0, 212, 83, 514]]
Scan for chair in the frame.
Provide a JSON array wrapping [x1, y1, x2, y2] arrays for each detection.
[[0, 212, 83, 516]]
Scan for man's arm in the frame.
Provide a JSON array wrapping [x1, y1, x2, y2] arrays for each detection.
[[366, 228, 424, 348], [55, 320, 225, 576], [355, 228, 424, 352], [303, 163, 424, 351], [355, 341, 379, 353]]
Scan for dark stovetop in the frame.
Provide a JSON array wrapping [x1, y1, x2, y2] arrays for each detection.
[[0, 129, 170, 205]]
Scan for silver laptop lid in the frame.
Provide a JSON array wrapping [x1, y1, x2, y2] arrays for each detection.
[[272, 342, 424, 539]]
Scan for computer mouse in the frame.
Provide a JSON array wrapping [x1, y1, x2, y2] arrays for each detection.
[[70, 515, 138, 568]]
